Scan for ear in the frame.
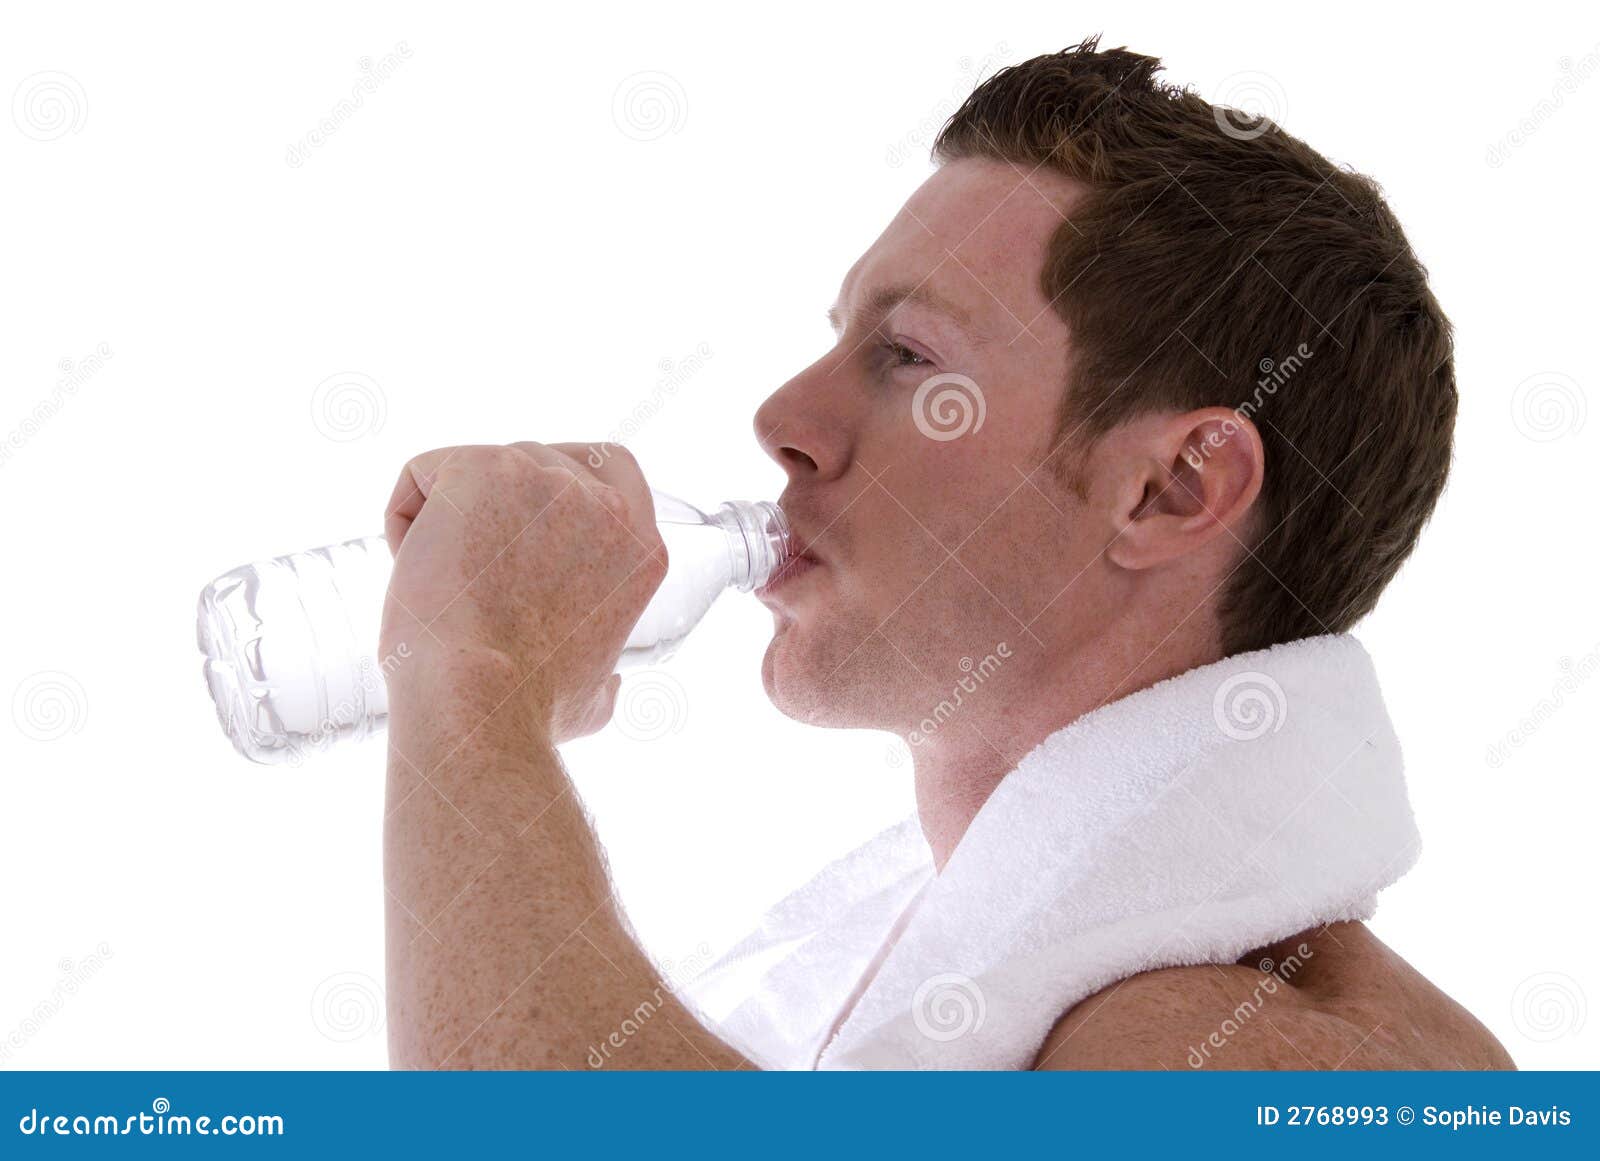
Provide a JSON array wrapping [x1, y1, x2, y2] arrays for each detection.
[[1104, 408, 1264, 572]]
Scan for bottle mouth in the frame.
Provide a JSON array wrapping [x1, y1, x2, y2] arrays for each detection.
[[715, 500, 791, 591]]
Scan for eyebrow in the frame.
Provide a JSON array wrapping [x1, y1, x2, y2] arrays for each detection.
[[826, 283, 983, 342]]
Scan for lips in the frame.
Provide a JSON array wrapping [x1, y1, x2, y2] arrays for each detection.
[[758, 515, 825, 599], [760, 551, 822, 596], [758, 497, 832, 604]]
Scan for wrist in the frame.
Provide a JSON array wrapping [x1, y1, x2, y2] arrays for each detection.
[[385, 639, 555, 747]]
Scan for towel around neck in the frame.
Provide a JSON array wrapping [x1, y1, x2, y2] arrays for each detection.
[[679, 633, 1421, 1070]]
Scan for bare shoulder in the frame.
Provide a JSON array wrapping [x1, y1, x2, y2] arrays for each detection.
[[1033, 922, 1516, 1071]]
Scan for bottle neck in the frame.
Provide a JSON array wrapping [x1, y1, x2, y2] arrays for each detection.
[[712, 500, 790, 591]]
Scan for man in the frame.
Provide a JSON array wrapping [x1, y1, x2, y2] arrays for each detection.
[[378, 39, 1513, 1069]]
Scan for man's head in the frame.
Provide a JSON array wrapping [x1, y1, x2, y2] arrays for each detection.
[[753, 38, 1455, 746]]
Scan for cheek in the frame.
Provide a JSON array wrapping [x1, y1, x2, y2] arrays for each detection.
[[853, 389, 1066, 568], [875, 441, 1020, 552], [959, 482, 1083, 624], [904, 373, 988, 441]]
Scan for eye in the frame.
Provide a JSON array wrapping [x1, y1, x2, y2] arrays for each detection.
[[880, 338, 930, 369]]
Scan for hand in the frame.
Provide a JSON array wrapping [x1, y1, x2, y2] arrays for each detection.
[[380, 441, 666, 744]]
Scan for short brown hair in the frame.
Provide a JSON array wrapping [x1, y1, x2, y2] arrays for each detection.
[[935, 37, 1456, 655]]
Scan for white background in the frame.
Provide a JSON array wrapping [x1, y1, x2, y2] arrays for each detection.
[[2, 2, 1595, 1070]]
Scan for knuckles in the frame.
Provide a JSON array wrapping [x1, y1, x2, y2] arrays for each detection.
[[639, 539, 670, 591], [402, 439, 666, 589], [389, 441, 669, 697]]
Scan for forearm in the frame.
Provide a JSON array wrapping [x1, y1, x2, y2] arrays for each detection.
[[382, 647, 747, 1069]]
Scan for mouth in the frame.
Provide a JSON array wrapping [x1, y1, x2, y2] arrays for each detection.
[[757, 547, 824, 601]]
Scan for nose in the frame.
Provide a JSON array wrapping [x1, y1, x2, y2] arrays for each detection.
[[753, 363, 851, 483]]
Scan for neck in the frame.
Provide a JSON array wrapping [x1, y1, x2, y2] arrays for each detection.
[[907, 619, 1222, 868]]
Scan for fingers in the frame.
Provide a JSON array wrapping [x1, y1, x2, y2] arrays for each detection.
[[385, 441, 663, 572], [552, 441, 653, 513], [565, 442, 658, 549], [384, 446, 471, 555], [519, 441, 660, 551]]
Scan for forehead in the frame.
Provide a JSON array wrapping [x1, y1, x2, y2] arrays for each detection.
[[840, 158, 1085, 332]]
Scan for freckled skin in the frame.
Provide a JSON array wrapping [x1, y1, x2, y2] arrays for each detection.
[[381, 161, 1510, 1070], [1036, 923, 1516, 1071], [381, 442, 747, 1069], [750, 161, 1267, 862]]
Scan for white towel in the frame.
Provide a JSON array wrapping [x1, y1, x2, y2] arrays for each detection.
[[680, 633, 1421, 1070]]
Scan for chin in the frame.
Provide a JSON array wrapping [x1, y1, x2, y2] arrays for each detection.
[[759, 616, 907, 730]]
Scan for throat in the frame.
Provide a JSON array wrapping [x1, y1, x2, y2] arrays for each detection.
[[908, 722, 1023, 869]]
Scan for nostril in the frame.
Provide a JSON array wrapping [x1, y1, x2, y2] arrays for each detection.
[[779, 446, 818, 473]]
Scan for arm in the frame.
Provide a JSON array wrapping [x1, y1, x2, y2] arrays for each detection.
[[379, 441, 750, 1070]]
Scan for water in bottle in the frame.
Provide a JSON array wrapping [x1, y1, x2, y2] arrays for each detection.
[[196, 492, 788, 765]]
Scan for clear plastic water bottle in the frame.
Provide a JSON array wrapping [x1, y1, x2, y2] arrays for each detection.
[[197, 492, 788, 765]]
